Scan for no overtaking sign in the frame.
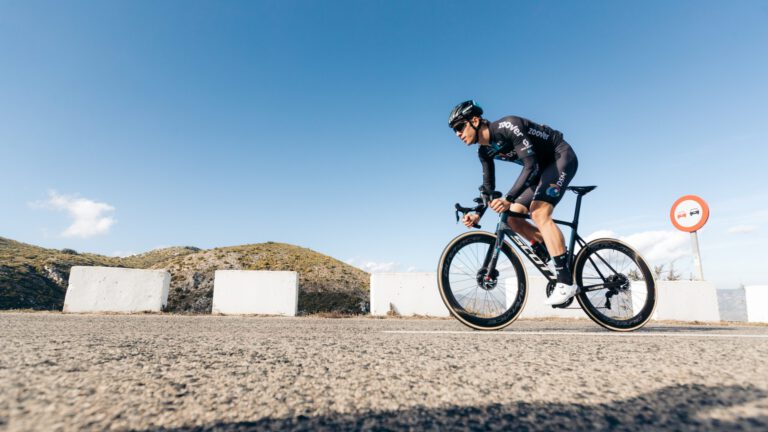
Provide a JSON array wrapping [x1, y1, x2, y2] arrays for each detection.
[[669, 195, 709, 280], [670, 195, 709, 233]]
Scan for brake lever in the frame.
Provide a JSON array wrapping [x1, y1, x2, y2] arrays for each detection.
[[455, 203, 481, 229]]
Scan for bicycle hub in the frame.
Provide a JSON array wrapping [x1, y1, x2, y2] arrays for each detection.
[[476, 269, 499, 290]]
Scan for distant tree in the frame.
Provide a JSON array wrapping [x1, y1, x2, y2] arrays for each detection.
[[627, 268, 642, 281], [667, 262, 681, 281], [61, 248, 78, 255], [653, 264, 664, 280]]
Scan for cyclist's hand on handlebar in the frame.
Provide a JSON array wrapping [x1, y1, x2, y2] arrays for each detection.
[[490, 198, 511, 213], [462, 213, 480, 228]]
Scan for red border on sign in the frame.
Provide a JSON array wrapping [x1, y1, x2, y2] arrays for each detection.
[[670, 195, 709, 232]]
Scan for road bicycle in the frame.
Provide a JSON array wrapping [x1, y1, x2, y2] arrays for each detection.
[[437, 186, 656, 332]]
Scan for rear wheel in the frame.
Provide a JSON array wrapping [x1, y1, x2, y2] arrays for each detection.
[[574, 238, 656, 331], [437, 231, 527, 330]]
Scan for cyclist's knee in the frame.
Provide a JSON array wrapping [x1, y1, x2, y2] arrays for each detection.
[[530, 203, 554, 226], [531, 213, 547, 227], [510, 203, 529, 214]]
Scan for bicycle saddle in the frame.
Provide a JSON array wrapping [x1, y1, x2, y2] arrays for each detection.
[[567, 185, 597, 195]]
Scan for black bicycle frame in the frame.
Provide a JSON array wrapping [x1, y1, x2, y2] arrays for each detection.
[[485, 192, 590, 283]]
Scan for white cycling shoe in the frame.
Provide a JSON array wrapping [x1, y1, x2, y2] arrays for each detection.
[[544, 283, 578, 305]]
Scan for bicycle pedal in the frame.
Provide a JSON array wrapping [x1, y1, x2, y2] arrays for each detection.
[[550, 297, 574, 309]]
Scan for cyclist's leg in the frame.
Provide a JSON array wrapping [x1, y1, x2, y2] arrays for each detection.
[[529, 146, 578, 256], [530, 201, 565, 256], [506, 188, 543, 243], [529, 148, 578, 293]]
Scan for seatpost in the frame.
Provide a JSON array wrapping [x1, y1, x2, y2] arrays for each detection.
[[573, 193, 583, 228], [568, 193, 584, 257]]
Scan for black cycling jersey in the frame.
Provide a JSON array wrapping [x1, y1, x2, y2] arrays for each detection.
[[478, 115, 577, 207]]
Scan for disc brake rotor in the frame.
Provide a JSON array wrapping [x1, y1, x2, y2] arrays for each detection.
[[476, 269, 499, 291]]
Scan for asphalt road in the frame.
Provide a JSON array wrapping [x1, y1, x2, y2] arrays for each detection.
[[2, 312, 767, 431]]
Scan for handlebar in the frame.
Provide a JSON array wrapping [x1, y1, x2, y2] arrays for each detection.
[[454, 202, 484, 228], [454, 189, 503, 229]]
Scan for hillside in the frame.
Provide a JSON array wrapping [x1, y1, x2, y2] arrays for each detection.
[[0, 237, 369, 314]]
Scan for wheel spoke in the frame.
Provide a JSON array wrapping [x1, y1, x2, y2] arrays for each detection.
[[441, 234, 527, 328], [574, 240, 656, 331]]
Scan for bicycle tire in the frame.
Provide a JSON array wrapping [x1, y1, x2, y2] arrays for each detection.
[[574, 238, 656, 331], [437, 231, 528, 330]]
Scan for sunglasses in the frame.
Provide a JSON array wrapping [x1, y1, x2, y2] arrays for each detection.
[[452, 122, 468, 133]]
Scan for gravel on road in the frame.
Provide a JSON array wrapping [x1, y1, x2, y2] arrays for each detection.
[[1, 312, 767, 431]]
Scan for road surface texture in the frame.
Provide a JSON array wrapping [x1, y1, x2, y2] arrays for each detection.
[[2, 312, 767, 431]]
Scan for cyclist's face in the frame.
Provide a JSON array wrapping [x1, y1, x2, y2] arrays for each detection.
[[455, 118, 477, 145]]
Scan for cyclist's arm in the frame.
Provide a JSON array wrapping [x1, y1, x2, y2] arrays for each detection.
[[504, 141, 540, 202], [478, 147, 495, 198]]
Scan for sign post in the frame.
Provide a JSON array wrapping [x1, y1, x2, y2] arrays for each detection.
[[690, 231, 704, 280], [669, 195, 710, 281]]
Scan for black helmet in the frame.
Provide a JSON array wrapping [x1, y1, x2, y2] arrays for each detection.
[[448, 100, 483, 128]]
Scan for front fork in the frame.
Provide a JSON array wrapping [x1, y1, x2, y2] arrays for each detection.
[[481, 214, 510, 283]]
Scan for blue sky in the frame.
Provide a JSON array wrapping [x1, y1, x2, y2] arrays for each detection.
[[1, 1, 766, 289]]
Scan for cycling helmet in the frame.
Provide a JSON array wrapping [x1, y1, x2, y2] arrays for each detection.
[[448, 100, 483, 128]]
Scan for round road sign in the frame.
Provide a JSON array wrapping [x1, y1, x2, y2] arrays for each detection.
[[670, 195, 709, 232]]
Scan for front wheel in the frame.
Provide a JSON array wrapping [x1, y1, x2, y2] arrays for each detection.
[[574, 238, 657, 331], [437, 231, 528, 330]]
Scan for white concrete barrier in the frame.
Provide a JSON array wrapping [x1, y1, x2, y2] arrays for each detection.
[[654, 281, 720, 322], [370, 273, 725, 322], [370, 273, 449, 317], [63, 266, 170, 313], [520, 279, 724, 322], [717, 288, 747, 322], [745, 285, 768, 323], [212, 270, 298, 316], [370, 273, 585, 319]]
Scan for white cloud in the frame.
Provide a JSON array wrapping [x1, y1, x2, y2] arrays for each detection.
[[346, 258, 397, 273], [584, 229, 689, 263], [112, 251, 136, 258], [33, 191, 116, 238], [727, 225, 758, 234], [346, 258, 420, 273], [621, 230, 689, 262], [584, 230, 617, 242]]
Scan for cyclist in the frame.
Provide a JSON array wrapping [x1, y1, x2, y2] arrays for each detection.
[[448, 100, 579, 305]]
